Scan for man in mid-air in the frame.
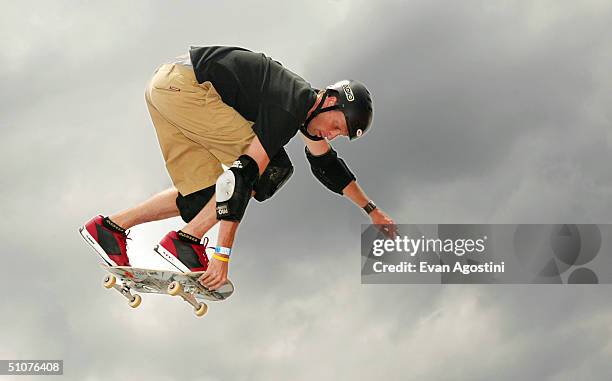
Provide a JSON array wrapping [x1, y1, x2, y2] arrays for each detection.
[[80, 46, 395, 290]]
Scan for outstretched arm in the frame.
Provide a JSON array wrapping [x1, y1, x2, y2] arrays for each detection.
[[301, 135, 397, 238], [341, 181, 396, 238], [199, 136, 269, 290]]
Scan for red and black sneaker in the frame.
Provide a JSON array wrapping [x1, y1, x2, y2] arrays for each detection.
[[79, 215, 131, 267], [154, 231, 209, 273]]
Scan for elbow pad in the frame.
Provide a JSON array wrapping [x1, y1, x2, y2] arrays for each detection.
[[305, 147, 356, 194], [254, 148, 294, 202]]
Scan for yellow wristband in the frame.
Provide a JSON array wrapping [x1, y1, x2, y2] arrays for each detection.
[[212, 254, 230, 263]]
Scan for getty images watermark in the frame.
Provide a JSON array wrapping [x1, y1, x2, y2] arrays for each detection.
[[361, 224, 612, 284]]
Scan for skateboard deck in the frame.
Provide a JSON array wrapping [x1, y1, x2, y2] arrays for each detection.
[[101, 265, 234, 317]]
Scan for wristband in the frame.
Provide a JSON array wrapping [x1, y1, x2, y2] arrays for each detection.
[[363, 200, 377, 215], [212, 254, 230, 262], [215, 246, 232, 256]]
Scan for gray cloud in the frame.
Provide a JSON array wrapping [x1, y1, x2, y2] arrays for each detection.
[[2, 0, 612, 380]]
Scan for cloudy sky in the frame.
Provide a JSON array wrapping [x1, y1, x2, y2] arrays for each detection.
[[2, 0, 612, 379]]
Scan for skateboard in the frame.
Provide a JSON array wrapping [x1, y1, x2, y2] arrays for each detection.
[[101, 265, 234, 317]]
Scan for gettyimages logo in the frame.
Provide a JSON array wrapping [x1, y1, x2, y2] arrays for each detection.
[[361, 224, 610, 284], [371, 235, 488, 257]]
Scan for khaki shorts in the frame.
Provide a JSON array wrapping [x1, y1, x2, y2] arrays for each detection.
[[145, 63, 255, 196]]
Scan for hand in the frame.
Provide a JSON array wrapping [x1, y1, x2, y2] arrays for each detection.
[[369, 209, 397, 238], [198, 256, 229, 291]]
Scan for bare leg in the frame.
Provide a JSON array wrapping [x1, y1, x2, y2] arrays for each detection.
[[180, 194, 218, 239], [110, 187, 180, 229]]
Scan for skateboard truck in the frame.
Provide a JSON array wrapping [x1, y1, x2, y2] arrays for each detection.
[[167, 281, 208, 317], [103, 274, 142, 308]]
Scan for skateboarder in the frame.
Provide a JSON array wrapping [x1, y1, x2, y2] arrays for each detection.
[[80, 46, 396, 290]]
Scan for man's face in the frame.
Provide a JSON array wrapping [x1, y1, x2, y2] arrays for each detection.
[[307, 109, 348, 141]]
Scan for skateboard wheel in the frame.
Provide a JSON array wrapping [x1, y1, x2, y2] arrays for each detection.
[[194, 303, 208, 317], [128, 294, 142, 308], [103, 274, 117, 289], [167, 281, 182, 296]]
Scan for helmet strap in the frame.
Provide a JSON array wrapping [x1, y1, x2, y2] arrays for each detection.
[[301, 90, 343, 140]]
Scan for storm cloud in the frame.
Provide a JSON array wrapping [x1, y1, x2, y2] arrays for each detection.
[[1, 0, 612, 380]]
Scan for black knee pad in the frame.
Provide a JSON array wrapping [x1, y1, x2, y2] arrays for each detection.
[[175, 185, 215, 223]]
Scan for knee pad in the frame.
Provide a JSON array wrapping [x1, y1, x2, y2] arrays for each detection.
[[254, 148, 294, 202], [175, 185, 215, 223], [216, 154, 259, 221]]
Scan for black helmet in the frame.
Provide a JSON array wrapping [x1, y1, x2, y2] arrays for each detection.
[[302, 80, 374, 141], [326, 80, 373, 140]]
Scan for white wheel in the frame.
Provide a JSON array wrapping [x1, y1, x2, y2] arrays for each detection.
[[194, 303, 208, 317], [128, 294, 142, 308], [103, 274, 116, 289], [167, 281, 183, 296]]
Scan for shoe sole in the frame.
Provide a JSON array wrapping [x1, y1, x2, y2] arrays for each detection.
[[78, 226, 119, 267], [153, 244, 190, 273]]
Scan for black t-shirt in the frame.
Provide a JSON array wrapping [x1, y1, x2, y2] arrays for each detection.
[[189, 46, 317, 159]]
